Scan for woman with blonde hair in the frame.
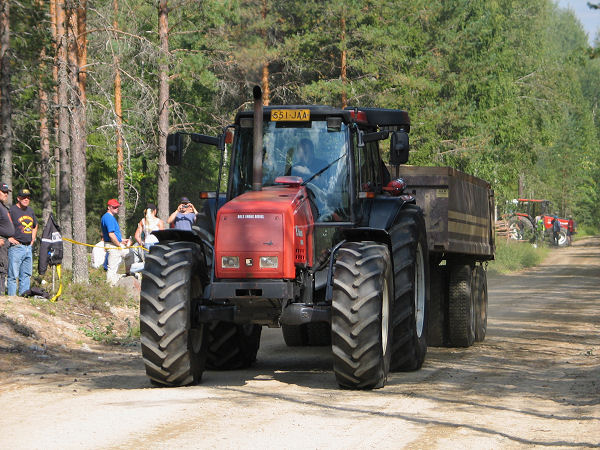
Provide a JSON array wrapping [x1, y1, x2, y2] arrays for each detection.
[[134, 203, 165, 250]]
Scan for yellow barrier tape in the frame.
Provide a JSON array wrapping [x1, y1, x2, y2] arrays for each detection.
[[49, 264, 62, 303], [62, 237, 148, 252]]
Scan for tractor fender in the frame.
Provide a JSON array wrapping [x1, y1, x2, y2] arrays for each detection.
[[341, 196, 415, 245]]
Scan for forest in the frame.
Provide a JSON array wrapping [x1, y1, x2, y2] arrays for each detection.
[[1, 0, 599, 282]]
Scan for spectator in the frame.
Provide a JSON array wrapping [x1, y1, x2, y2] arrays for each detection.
[[168, 196, 197, 231], [7, 189, 38, 296], [567, 216, 576, 246], [135, 203, 164, 251], [101, 198, 131, 285], [0, 183, 15, 294], [551, 215, 561, 246]]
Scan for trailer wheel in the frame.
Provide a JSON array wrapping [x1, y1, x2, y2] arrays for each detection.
[[448, 261, 476, 347], [331, 242, 392, 389], [474, 266, 488, 342], [282, 324, 307, 346], [389, 206, 429, 371], [206, 322, 262, 370], [140, 242, 208, 387]]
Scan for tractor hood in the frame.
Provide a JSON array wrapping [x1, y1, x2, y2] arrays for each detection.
[[214, 178, 314, 279]]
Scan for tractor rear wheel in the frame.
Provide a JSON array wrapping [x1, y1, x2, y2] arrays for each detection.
[[448, 261, 476, 347], [307, 322, 331, 346], [282, 324, 307, 346], [474, 266, 488, 342], [331, 241, 393, 389], [206, 322, 262, 370], [389, 206, 429, 371], [140, 242, 208, 387]]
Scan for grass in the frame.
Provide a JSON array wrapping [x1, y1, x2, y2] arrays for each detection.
[[488, 238, 550, 275], [27, 266, 140, 346]]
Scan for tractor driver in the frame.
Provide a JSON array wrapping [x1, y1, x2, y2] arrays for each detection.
[[291, 138, 317, 179]]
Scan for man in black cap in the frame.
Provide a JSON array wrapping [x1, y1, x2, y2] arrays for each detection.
[[0, 183, 15, 294], [167, 196, 197, 231], [7, 188, 38, 296]]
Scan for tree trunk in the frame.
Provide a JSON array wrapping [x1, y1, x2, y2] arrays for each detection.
[[113, 0, 126, 231], [70, 0, 88, 283], [340, 14, 347, 109], [57, 0, 72, 270], [51, 0, 60, 217], [260, 0, 269, 106], [39, 48, 52, 225], [0, 0, 12, 194], [157, 0, 169, 221]]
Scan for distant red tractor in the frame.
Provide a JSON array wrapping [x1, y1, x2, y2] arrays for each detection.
[[506, 198, 569, 246]]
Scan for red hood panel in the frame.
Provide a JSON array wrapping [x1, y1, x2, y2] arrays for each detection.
[[214, 186, 313, 279]]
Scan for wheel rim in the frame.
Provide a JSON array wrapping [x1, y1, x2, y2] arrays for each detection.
[[381, 276, 390, 356], [414, 243, 425, 338]]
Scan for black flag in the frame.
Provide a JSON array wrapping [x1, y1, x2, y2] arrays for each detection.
[[38, 213, 63, 275]]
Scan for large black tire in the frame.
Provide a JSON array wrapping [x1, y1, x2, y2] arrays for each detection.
[[448, 261, 476, 347], [508, 216, 534, 242], [557, 228, 568, 247], [140, 242, 208, 387], [331, 242, 393, 389], [206, 322, 262, 370], [282, 324, 307, 346], [389, 206, 429, 371], [427, 261, 447, 347], [282, 322, 330, 347], [474, 266, 488, 342], [306, 322, 331, 346]]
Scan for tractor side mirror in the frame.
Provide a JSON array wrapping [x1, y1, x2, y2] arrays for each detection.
[[166, 133, 183, 166], [390, 131, 409, 165]]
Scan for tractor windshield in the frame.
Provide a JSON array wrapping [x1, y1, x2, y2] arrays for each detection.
[[230, 120, 351, 222]]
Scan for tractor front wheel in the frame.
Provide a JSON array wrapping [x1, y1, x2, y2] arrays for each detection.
[[331, 242, 393, 389], [140, 242, 208, 387]]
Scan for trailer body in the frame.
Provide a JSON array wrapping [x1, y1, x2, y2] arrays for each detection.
[[396, 166, 495, 261]]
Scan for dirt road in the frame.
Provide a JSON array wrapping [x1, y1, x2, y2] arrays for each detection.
[[1, 238, 599, 449]]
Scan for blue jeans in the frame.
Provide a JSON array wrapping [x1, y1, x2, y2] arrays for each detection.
[[7, 244, 33, 296]]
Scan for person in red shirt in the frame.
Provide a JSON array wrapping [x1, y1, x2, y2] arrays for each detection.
[[567, 216, 576, 246]]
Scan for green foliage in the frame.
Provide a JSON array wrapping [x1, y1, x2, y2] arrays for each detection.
[[488, 240, 550, 275], [6, 0, 600, 248]]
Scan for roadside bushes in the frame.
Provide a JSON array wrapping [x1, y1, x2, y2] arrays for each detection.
[[488, 240, 549, 275]]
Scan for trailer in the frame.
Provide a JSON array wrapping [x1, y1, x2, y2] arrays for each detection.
[[396, 165, 495, 347]]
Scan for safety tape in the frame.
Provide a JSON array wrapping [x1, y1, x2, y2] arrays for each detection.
[[62, 237, 148, 252], [49, 264, 62, 303], [45, 239, 148, 302]]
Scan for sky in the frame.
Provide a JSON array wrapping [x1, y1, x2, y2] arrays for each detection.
[[558, 0, 600, 44]]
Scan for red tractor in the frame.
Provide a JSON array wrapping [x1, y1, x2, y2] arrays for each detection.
[[140, 87, 492, 390], [507, 198, 569, 246]]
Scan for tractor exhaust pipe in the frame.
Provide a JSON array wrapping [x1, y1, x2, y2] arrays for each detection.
[[252, 85, 263, 191]]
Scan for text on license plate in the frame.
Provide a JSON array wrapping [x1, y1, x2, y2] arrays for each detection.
[[270, 109, 310, 121]]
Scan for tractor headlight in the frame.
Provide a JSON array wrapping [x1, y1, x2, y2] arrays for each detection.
[[259, 256, 278, 269], [221, 256, 239, 269]]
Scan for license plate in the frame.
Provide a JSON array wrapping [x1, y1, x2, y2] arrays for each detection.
[[270, 109, 310, 121]]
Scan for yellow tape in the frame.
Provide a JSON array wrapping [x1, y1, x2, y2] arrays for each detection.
[[49, 264, 62, 303], [62, 237, 148, 252]]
